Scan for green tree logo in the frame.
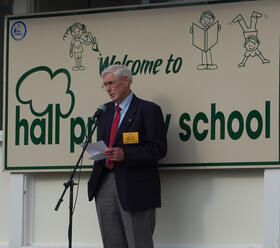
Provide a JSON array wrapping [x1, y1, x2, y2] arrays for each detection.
[[15, 66, 75, 145]]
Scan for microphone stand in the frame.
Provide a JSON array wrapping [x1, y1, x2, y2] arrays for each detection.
[[54, 117, 98, 248]]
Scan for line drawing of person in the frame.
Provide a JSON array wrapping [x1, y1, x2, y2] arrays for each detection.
[[190, 10, 221, 70], [238, 35, 270, 67], [63, 22, 100, 71], [232, 11, 270, 67]]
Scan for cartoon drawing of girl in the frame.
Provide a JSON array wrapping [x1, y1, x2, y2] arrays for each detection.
[[63, 23, 100, 71]]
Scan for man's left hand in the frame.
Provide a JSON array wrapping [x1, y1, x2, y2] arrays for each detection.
[[103, 147, 124, 162]]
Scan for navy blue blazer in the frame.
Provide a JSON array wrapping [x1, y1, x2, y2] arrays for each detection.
[[88, 95, 167, 212]]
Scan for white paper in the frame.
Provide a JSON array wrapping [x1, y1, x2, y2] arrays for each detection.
[[82, 140, 107, 161]]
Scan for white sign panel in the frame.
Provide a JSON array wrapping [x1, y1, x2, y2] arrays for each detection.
[[3, 1, 280, 171]]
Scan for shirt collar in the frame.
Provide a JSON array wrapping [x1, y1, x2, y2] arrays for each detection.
[[115, 91, 134, 113]]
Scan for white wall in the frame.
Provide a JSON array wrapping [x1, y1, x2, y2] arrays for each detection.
[[10, 169, 262, 247], [157, 169, 263, 245], [0, 156, 264, 247], [0, 133, 10, 246], [32, 172, 101, 245]]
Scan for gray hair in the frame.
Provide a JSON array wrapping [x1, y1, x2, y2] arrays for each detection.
[[101, 65, 133, 83]]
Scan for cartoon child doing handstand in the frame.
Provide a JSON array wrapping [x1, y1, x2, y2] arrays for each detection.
[[232, 11, 269, 67], [63, 22, 99, 71], [238, 35, 269, 67]]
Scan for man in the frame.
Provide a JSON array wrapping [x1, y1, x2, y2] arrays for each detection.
[[88, 65, 167, 248]]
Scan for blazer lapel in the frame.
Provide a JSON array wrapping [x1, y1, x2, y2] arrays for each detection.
[[102, 103, 115, 146]]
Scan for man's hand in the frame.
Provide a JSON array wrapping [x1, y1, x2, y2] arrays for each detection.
[[104, 147, 124, 162]]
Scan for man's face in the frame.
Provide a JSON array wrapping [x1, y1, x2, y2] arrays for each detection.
[[103, 72, 131, 104]]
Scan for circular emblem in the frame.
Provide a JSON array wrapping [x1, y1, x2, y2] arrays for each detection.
[[11, 21, 27, 41]]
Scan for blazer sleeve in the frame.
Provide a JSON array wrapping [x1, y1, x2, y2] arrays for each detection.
[[123, 102, 167, 163]]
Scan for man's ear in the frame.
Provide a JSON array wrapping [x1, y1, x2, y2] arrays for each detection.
[[123, 75, 130, 86]]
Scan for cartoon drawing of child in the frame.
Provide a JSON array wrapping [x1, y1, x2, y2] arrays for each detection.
[[238, 35, 269, 67], [63, 23, 100, 71], [232, 11, 269, 67], [190, 10, 221, 70]]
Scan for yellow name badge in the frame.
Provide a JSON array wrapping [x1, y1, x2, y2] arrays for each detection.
[[123, 132, 139, 144]]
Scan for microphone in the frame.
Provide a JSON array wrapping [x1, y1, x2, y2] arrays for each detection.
[[90, 104, 106, 121]]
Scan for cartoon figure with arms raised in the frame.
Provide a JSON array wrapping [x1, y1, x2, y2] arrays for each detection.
[[232, 11, 270, 67], [190, 10, 221, 70], [63, 22, 100, 71]]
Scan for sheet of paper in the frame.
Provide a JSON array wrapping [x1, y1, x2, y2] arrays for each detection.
[[82, 140, 107, 161]]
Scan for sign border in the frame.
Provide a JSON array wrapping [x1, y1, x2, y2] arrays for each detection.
[[5, 0, 279, 171]]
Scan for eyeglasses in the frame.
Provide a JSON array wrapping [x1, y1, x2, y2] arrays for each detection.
[[101, 79, 118, 89]]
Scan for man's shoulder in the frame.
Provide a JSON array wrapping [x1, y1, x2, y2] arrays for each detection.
[[104, 101, 115, 109], [134, 96, 162, 112], [135, 96, 158, 107]]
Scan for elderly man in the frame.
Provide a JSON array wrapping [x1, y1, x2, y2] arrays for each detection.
[[88, 65, 167, 248]]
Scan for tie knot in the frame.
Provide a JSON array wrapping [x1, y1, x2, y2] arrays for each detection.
[[116, 105, 121, 112]]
